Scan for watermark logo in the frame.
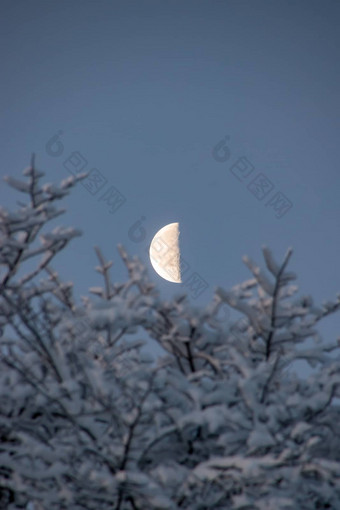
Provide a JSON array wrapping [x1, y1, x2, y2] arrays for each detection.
[[247, 173, 274, 200], [211, 135, 231, 162], [45, 131, 126, 217], [98, 186, 126, 215], [266, 192, 293, 219], [128, 216, 147, 243], [212, 136, 293, 219], [45, 130, 64, 157], [230, 156, 254, 182]]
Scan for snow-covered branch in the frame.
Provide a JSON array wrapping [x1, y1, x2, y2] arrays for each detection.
[[0, 163, 339, 509]]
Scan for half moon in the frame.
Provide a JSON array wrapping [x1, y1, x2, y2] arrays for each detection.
[[149, 222, 181, 283]]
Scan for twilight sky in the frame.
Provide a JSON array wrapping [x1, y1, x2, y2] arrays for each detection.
[[1, 0, 339, 349]]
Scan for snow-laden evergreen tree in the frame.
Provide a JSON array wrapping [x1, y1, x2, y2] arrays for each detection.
[[1, 160, 340, 509]]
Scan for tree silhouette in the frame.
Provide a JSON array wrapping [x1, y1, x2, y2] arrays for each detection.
[[0, 160, 340, 509]]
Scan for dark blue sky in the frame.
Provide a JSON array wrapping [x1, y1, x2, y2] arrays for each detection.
[[1, 0, 339, 345]]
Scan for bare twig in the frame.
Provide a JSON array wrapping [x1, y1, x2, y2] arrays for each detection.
[[265, 248, 293, 360]]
